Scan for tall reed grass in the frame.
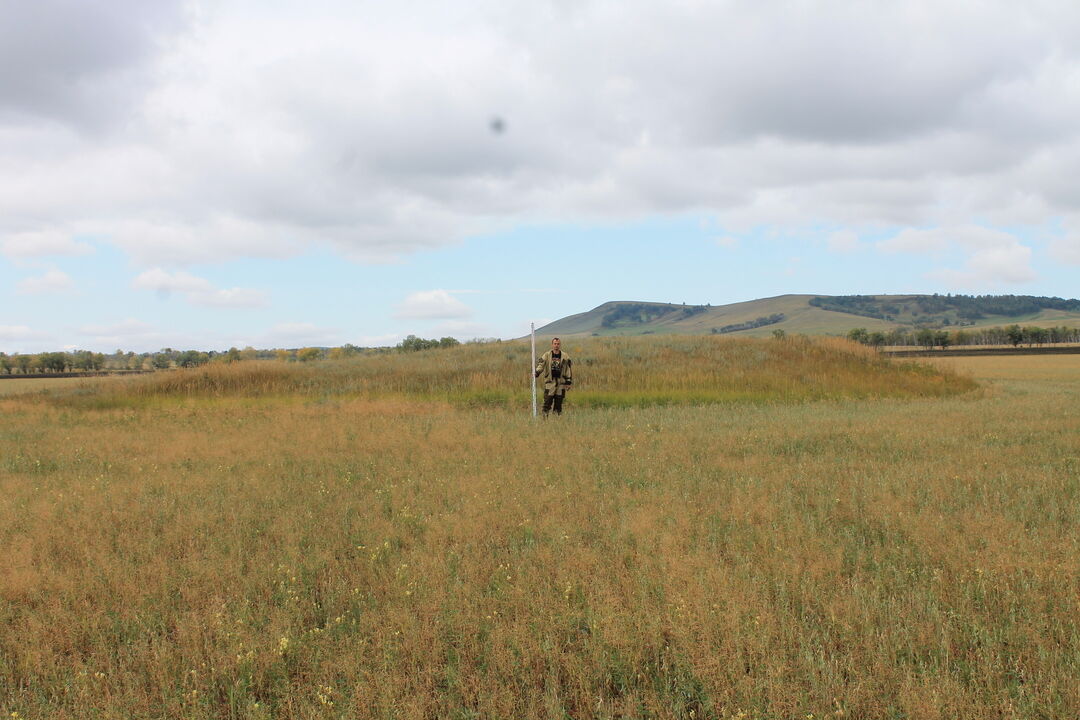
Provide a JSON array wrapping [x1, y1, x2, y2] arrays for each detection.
[[66, 335, 975, 409]]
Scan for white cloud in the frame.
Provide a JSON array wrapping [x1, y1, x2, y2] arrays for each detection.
[[0, 325, 54, 353], [0, 325, 50, 341], [1050, 218, 1080, 265], [108, 218, 302, 266], [882, 225, 1037, 286], [191, 288, 268, 308], [353, 333, 405, 348], [76, 319, 160, 351], [245, 322, 341, 348], [878, 227, 951, 254], [133, 268, 211, 294], [431, 319, 494, 340], [714, 236, 740, 249], [1050, 238, 1080, 265], [394, 289, 473, 319], [826, 230, 860, 254], [132, 268, 268, 307], [931, 244, 1037, 287], [16, 269, 74, 294], [2, 231, 94, 258], [2, 1, 1080, 269], [79, 318, 154, 337]]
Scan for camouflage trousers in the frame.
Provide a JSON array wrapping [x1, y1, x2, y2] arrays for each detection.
[[542, 389, 565, 415]]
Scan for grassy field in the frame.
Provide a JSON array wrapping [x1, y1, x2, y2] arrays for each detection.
[[0, 377, 104, 397], [0, 338, 1076, 719]]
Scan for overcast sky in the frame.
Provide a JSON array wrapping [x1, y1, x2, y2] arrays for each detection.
[[3, 0, 1079, 352]]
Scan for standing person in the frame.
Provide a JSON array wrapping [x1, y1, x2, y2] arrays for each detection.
[[535, 337, 573, 416]]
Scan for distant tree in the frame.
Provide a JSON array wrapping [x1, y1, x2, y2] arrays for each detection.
[[177, 350, 208, 367], [40, 352, 69, 373], [715, 314, 786, 334], [915, 328, 937, 349], [275, 349, 292, 362], [225, 347, 242, 364], [72, 350, 96, 371], [1023, 326, 1048, 346], [1005, 325, 1024, 347], [867, 331, 886, 348], [771, 328, 786, 340], [14, 354, 31, 374], [297, 347, 322, 362], [0, 353, 10, 375], [151, 353, 172, 370], [1047, 326, 1077, 344], [885, 329, 908, 346], [398, 335, 440, 352], [847, 328, 870, 344], [439, 337, 460, 348]]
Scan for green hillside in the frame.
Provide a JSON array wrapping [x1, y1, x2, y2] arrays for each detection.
[[535, 294, 1080, 339]]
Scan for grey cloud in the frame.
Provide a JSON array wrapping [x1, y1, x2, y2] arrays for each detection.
[[0, 0, 188, 130], [3, 0, 1080, 269]]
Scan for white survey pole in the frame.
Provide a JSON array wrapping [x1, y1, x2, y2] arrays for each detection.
[[530, 322, 537, 417]]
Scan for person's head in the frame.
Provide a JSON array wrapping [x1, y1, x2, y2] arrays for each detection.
[[551, 337, 561, 352]]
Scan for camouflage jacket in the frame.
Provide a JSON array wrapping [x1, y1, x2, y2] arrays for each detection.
[[535, 350, 573, 394]]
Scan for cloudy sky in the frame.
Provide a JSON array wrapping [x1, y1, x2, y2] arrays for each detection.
[[3, 0, 1079, 353]]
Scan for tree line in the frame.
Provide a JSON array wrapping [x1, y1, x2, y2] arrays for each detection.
[[711, 313, 786, 334], [0, 350, 110, 375], [0, 337, 473, 375], [601, 303, 681, 328], [847, 325, 1080, 349], [813, 293, 1080, 323]]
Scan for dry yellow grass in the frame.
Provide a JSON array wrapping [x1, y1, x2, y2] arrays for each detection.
[[0, 342, 1075, 719], [0, 377, 102, 396], [82, 335, 975, 408], [930, 353, 1080, 383]]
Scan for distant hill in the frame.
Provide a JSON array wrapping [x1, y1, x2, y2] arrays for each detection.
[[535, 294, 1080, 338]]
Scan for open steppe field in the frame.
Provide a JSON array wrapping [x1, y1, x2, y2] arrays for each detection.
[[0, 378, 99, 397], [1, 337, 1076, 719]]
